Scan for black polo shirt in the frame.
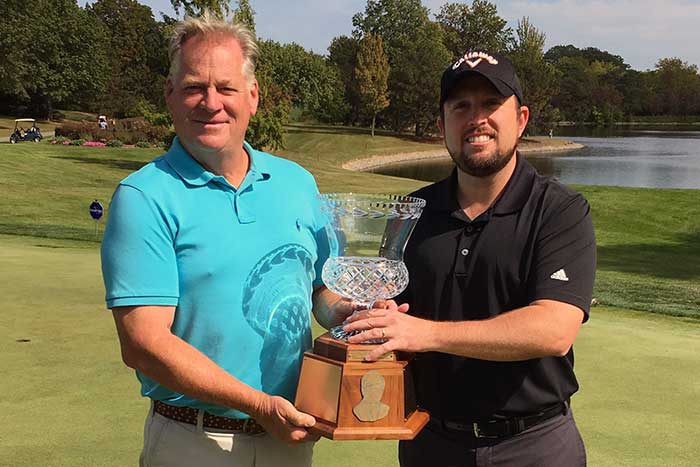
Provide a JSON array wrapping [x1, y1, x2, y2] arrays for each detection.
[[400, 154, 596, 421]]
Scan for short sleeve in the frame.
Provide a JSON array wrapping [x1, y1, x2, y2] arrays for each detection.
[[100, 184, 180, 308], [529, 193, 596, 321], [310, 186, 333, 288]]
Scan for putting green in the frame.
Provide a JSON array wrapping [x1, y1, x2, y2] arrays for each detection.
[[1, 235, 698, 466]]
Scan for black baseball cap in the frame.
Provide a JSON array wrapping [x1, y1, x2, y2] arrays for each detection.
[[440, 50, 523, 106]]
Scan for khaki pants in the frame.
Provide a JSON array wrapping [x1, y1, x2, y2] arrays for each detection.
[[140, 408, 314, 467]]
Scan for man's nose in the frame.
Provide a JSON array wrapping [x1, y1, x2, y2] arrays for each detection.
[[467, 106, 489, 127], [200, 87, 223, 112]]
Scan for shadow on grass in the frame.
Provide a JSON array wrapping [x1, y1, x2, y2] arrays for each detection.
[[0, 223, 100, 243], [597, 232, 700, 281], [286, 123, 442, 144], [287, 123, 376, 136], [51, 155, 148, 172]]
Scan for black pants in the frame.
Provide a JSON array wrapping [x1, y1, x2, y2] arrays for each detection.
[[399, 410, 586, 467]]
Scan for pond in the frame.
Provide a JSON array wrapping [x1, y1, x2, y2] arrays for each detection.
[[370, 127, 700, 189]]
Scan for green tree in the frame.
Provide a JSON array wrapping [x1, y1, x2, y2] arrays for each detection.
[[0, 0, 110, 118], [549, 55, 597, 122], [545, 45, 628, 70], [390, 21, 451, 136], [247, 70, 290, 150], [355, 33, 390, 136], [353, 0, 450, 134], [256, 40, 347, 123], [652, 58, 700, 116], [225, 8, 289, 150], [352, 0, 429, 62], [547, 44, 628, 123], [619, 69, 655, 116], [509, 17, 559, 133], [233, 0, 255, 33], [328, 35, 360, 124], [302, 55, 349, 123], [170, 0, 230, 18], [89, 0, 168, 117], [436, 1, 512, 57], [0, 0, 32, 103]]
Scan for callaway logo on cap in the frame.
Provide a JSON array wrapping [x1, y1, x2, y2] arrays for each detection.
[[440, 50, 524, 106]]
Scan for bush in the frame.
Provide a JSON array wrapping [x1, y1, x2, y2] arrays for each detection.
[[55, 121, 94, 139], [113, 129, 147, 145], [72, 139, 86, 146], [135, 141, 150, 148], [55, 117, 172, 145], [130, 99, 173, 127], [162, 129, 176, 148], [106, 139, 123, 147]]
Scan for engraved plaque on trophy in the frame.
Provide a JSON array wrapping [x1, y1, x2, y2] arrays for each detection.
[[295, 193, 429, 440]]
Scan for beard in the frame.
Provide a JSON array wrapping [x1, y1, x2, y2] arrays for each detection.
[[448, 139, 517, 178]]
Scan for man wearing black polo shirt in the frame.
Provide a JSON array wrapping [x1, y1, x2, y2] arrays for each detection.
[[343, 50, 596, 466]]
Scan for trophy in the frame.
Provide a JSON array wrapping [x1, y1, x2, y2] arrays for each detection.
[[295, 193, 429, 440]]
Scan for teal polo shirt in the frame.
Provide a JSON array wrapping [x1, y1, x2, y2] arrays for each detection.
[[101, 137, 329, 418]]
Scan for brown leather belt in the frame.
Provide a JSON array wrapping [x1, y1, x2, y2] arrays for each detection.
[[153, 400, 265, 435]]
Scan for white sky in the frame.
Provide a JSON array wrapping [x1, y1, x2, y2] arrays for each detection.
[[91, 0, 700, 71]]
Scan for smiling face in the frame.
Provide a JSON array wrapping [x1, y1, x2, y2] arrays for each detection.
[[439, 74, 529, 178], [166, 33, 259, 161]]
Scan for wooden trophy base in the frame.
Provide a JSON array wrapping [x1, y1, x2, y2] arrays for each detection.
[[295, 332, 429, 440]]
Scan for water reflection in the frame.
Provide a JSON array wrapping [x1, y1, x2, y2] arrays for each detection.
[[371, 129, 700, 189]]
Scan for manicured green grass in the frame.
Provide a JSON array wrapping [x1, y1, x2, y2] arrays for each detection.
[[0, 143, 162, 240], [578, 185, 700, 318], [1, 234, 698, 466], [1, 128, 697, 319], [0, 125, 699, 466], [279, 123, 436, 194]]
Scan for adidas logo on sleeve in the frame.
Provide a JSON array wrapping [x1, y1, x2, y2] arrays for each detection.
[[550, 269, 569, 282]]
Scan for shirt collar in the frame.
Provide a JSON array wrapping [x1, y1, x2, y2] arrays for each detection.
[[491, 153, 536, 215], [164, 137, 271, 187], [427, 152, 535, 216]]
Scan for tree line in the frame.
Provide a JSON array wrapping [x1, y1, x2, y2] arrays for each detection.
[[1, 0, 699, 148]]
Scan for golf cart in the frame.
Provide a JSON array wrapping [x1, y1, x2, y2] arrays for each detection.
[[10, 118, 43, 143]]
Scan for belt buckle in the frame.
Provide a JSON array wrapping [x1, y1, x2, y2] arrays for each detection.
[[472, 422, 498, 439], [242, 418, 259, 435]]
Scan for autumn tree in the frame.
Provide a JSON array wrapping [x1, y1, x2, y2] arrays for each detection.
[[353, 0, 450, 134], [354, 34, 390, 136]]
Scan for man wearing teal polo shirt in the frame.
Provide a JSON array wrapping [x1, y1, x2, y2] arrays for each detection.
[[101, 13, 359, 467]]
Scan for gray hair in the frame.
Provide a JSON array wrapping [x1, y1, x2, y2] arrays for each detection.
[[168, 10, 259, 84]]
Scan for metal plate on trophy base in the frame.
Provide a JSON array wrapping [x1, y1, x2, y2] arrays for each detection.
[[295, 332, 429, 440]]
